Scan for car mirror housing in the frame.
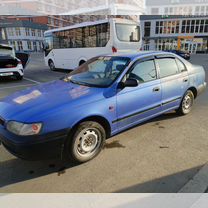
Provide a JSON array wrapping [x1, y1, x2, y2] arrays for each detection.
[[119, 78, 139, 88]]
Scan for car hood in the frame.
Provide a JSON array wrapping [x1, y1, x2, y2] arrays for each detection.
[[0, 80, 105, 122]]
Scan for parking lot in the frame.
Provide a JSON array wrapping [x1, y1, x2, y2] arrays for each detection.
[[0, 53, 208, 193]]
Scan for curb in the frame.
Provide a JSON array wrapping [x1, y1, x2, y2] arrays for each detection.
[[178, 163, 208, 193]]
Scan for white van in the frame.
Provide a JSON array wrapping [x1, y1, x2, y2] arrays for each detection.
[[43, 18, 141, 70]]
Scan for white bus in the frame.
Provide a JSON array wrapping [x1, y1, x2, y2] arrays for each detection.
[[43, 18, 141, 70]]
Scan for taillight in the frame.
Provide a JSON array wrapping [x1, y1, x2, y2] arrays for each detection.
[[18, 60, 22, 65], [112, 46, 117, 53], [5, 64, 15, 68]]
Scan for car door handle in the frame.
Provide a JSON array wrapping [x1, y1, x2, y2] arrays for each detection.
[[153, 87, 160, 92], [183, 78, 188, 82]]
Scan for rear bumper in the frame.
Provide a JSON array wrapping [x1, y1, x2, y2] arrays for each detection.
[[0, 65, 24, 77], [0, 126, 70, 160], [197, 82, 207, 96]]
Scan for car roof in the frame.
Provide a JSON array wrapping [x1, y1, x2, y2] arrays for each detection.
[[107, 51, 176, 61], [0, 44, 13, 50]]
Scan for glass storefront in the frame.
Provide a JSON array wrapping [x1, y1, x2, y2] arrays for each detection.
[[155, 37, 208, 53], [155, 38, 178, 51]]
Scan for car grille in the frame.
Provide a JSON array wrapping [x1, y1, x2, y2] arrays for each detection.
[[0, 117, 5, 126]]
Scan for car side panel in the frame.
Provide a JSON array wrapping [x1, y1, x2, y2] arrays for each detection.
[[160, 72, 189, 111], [36, 96, 118, 135], [116, 79, 162, 131]]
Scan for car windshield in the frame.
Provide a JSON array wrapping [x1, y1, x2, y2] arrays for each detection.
[[63, 56, 130, 87], [116, 23, 140, 42]]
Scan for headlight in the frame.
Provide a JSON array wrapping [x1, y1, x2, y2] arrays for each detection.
[[7, 121, 42, 136]]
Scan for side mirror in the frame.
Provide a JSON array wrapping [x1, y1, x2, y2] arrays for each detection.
[[119, 78, 139, 88]]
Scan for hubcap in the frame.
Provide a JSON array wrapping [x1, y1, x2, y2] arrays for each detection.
[[75, 128, 101, 157], [50, 62, 54, 70], [182, 94, 193, 110]]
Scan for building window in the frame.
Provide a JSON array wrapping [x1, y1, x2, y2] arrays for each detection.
[[10, 41, 16, 50], [144, 22, 151, 37], [15, 28, 21, 36], [181, 18, 207, 34], [27, 41, 32, 50], [25, 28, 30, 36], [155, 38, 177, 51], [151, 7, 159, 15], [164, 7, 168, 14], [9, 41, 16, 49], [7, 28, 14, 36], [31, 29, 36, 36], [205, 20, 208, 33], [155, 20, 179, 35], [37, 29, 42, 37], [33, 41, 37, 52], [143, 39, 150, 51], [17, 41, 23, 51]]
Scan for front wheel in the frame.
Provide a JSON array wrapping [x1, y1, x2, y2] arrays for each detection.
[[48, 60, 56, 71], [65, 121, 106, 163], [177, 90, 194, 115]]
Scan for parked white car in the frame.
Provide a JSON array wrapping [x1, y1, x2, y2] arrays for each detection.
[[0, 44, 29, 80]]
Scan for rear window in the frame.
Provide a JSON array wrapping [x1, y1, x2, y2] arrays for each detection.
[[157, 58, 179, 78], [0, 48, 14, 57], [176, 58, 187, 72], [116, 23, 140, 42]]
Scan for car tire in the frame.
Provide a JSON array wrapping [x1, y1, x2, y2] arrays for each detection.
[[49, 60, 56, 71], [16, 74, 23, 80], [176, 90, 194, 115], [79, 60, 86, 66], [65, 121, 106, 163]]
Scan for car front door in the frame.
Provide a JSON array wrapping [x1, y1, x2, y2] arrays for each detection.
[[155, 56, 189, 112], [115, 57, 162, 131]]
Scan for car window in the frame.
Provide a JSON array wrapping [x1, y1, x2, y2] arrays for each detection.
[[128, 60, 157, 83], [64, 56, 130, 87], [88, 60, 107, 73], [175, 58, 187, 72], [157, 58, 179, 78]]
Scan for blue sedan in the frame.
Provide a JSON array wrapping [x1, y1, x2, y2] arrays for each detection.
[[0, 51, 206, 163]]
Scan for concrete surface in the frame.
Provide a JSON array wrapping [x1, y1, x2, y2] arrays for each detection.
[[0, 54, 208, 193], [179, 163, 208, 193], [0, 193, 205, 208]]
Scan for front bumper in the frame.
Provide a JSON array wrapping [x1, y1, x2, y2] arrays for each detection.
[[0, 126, 70, 160]]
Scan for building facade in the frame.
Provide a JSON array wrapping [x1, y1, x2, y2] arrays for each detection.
[[146, 0, 208, 15], [0, 0, 145, 16], [0, 19, 48, 52], [141, 15, 208, 53], [0, 27, 7, 44]]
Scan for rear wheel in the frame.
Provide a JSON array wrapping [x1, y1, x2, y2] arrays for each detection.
[[177, 90, 194, 115], [79, 60, 86, 66], [48, 60, 56, 71], [16, 74, 23, 80], [65, 121, 106, 163]]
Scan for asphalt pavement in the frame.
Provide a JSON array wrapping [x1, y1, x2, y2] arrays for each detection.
[[0, 53, 208, 193]]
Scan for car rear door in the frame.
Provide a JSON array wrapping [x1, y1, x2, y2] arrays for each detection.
[[155, 55, 189, 112], [115, 57, 162, 130]]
